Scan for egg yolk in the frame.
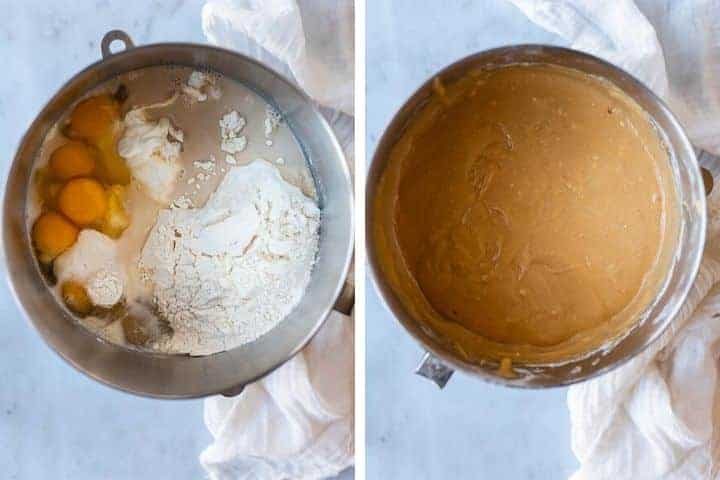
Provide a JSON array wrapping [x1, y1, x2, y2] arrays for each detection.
[[49, 141, 97, 180], [66, 95, 121, 142], [57, 178, 108, 226], [32, 212, 79, 262], [65, 95, 131, 185], [94, 137, 132, 186], [61, 281, 92, 315]]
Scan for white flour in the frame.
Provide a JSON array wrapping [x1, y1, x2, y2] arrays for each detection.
[[219, 110, 247, 155], [139, 159, 320, 355], [182, 70, 221, 103]]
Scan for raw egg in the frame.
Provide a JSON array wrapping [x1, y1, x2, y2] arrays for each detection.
[[49, 141, 97, 180], [57, 178, 108, 226], [32, 212, 79, 262], [100, 185, 130, 238], [65, 94, 131, 185], [61, 281, 92, 315]]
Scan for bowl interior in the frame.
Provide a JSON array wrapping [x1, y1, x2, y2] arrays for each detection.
[[4, 44, 353, 398], [367, 45, 706, 387]]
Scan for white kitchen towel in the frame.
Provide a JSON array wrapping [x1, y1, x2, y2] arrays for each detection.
[[508, 1, 720, 478], [201, 0, 354, 116], [200, 311, 354, 480], [199, 1, 354, 479]]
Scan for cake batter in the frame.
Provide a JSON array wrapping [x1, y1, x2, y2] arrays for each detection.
[[374, 64, 679, 363]]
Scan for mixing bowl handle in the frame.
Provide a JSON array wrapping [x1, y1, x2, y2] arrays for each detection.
[[220, 384, 246, 397], [101, 30, 136, 60], [698, 149, 720, 195], [333, 280, 355, 315], [415, 352, 454, 388]]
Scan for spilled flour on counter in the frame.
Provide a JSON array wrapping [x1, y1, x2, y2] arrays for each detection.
[[138, 159, 320, 355]]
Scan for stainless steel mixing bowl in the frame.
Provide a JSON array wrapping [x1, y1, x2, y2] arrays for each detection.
[[3, 30, 353, 398], [367, 45, 711, 388]]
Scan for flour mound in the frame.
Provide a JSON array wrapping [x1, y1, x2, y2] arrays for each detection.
[[139, 160, 320, 355]]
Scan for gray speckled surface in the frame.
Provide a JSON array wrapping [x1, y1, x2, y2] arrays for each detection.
[[365, 1, 578, 478], [0, 1, 352, 479]]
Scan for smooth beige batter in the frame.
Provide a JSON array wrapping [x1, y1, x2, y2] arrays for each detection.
[[374, 64, 679, 364]]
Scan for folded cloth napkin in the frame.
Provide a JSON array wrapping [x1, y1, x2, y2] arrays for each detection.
[[508, 1, 720, 478], [198, 1, 354, 479]]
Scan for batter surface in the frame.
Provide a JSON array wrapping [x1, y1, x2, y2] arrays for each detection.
[[374, 64, 679, 362]]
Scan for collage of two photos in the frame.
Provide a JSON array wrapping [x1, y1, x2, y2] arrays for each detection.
[[3, 0, 720, 479]]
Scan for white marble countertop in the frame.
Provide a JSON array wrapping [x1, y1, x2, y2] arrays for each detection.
[[366, 1, 579, 478], [0, 1, 352, 479]]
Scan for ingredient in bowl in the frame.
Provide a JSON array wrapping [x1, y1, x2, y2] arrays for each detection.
[[65, 93, 130, 185], [376, 63, 679, 363], [264, 105, 282, 146], [54, 229, 126, 308], [57, 178, 108, 226], [139, 159, 320, 355], [49, 141, 97, 180], [28, 65, 318, 355], [65, 94, 121, 142], [182, 70, 221, 103], [33, 170, 63, 209], [31, 212, 79, 263], [61, 281, 93, 316], [118, 99, 185, 204], [100, 185, 130, 238], [32, 137, 131, 267], [121, 315, 151, 346], [219, 110, 247, 155]]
